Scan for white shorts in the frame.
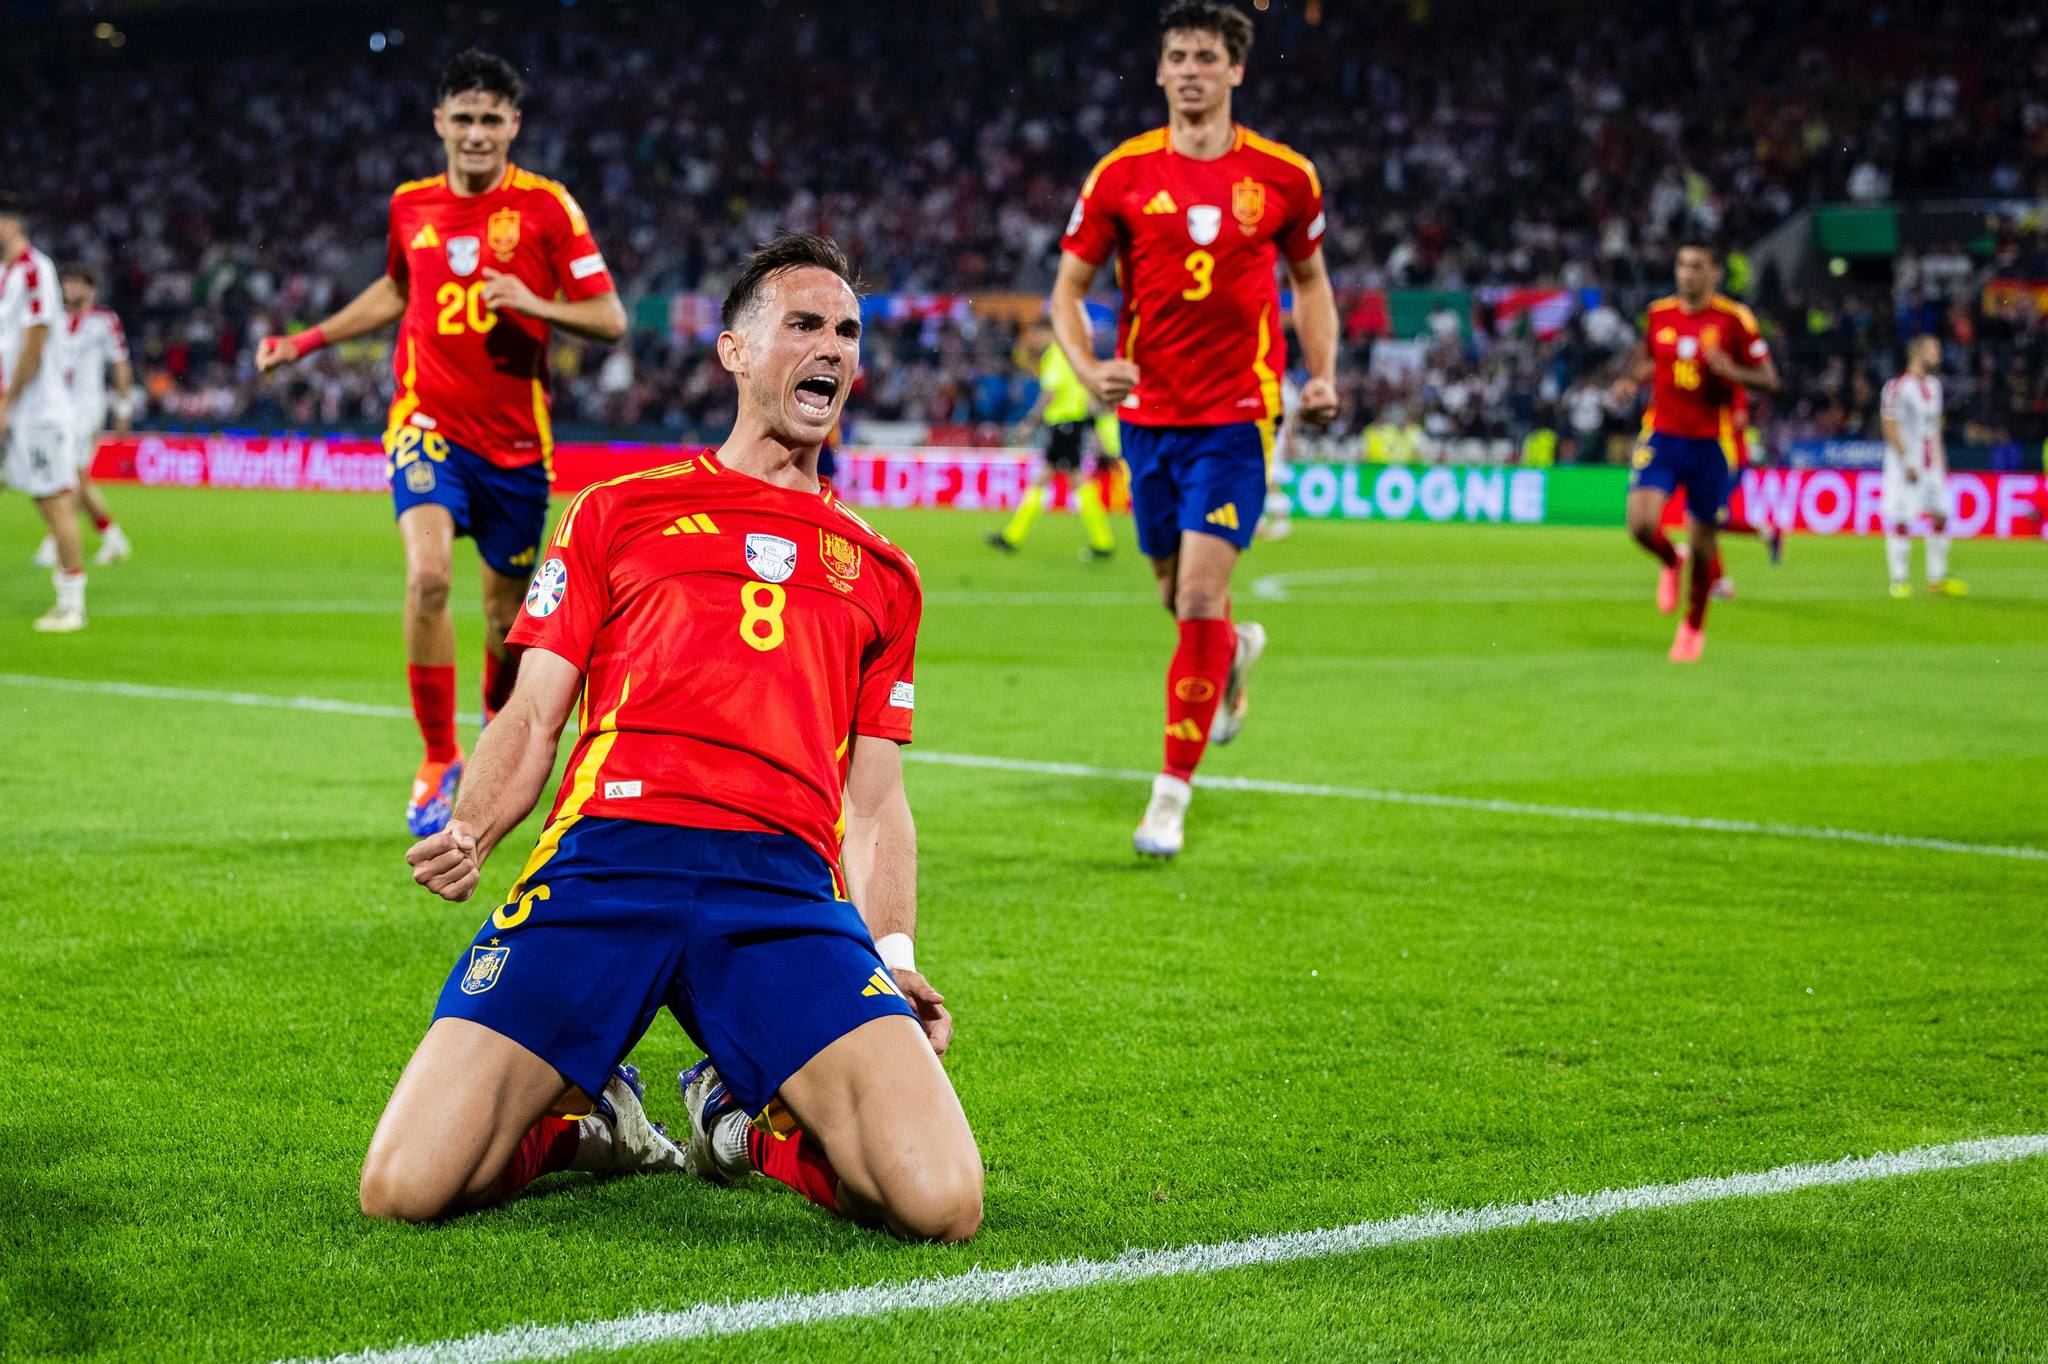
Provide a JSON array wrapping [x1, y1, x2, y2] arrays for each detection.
[[1882, 465, 1952, 527], [4, 420, 77, 498], [70, 425, 104, 475]]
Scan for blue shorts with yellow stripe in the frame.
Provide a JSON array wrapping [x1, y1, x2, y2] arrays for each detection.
[[433, 818, 915, 1115], [387, 430, 549, 578], [1629, 432, 1732, 516], [1120, 420, 1272, 558]]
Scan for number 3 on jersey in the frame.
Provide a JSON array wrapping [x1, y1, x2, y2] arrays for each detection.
[[1182, 250, 1215, 301], [740, 582, 787, 652]]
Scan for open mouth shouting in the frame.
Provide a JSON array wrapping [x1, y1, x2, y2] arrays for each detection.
[[793, 372, 841, 421]]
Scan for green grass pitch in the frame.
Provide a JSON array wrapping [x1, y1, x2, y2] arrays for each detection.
[[3, 486, 2045, 1362]]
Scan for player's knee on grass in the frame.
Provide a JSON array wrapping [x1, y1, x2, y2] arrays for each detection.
[[359, 1141, 463, 1224], [872, 1144, 984, 1243]]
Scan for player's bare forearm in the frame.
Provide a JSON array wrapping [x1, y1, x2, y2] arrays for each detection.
[[842, 736, 918, 943], [454, 653, 580, 862], [1286, 251, 1339, 384], [1051, 252, 1126, 403], [112, 361, 135, 430], [320, 276, 408, 346], [529, 291, 628, 344]]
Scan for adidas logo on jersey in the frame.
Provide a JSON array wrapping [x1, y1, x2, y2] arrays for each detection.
[[1165, 718, 1206, 741], [861, 970, 901, 998], [409, 223, 441, 250], [1205, 503, 1240, 530], [662, 513, 720, 536], [1142, 190, 1179, 215]]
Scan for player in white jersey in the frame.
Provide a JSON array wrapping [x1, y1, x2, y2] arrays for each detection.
[[0, 194, 88, 631], [1879, 334, 1965, 598], [34, 264, 134, 568]]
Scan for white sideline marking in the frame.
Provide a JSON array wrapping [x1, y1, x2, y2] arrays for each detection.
[[284, 1134, 2048, 1364], [4, 672, 2043, 864]]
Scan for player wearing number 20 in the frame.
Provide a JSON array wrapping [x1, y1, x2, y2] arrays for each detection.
[[1052, 2, 1339, 860], [257, 49, 626, 838], [365, 235, 982, 1244]]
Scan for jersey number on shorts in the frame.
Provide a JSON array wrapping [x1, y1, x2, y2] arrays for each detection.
[[436, 280, 498, 336], [1182, 250, 1215, 302], [739, 582, 787, 652]]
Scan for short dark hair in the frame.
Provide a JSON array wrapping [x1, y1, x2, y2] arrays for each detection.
[[722, 233, 860, 331], [0, 192, 27, 223], [438, 48, 523, 106], [60, 263, 100, 288], [1158, 2, 1254, 65], [1675, 237, 1720, 262]]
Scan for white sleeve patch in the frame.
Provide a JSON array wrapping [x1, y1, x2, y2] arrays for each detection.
[[889, 681, 915, 710], [1065, 198, 1086, 237], [1306, 211, 1327, 239], [1748, 338, 1769, 359], [570, 253, 608, 280]]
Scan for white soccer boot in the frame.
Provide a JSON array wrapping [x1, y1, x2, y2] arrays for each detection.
[[32, 606, 86, 633], [94, 525, 132, 565], [677, 1058, 756, 1185], [31, 535, 57, 568], [1209, 621, 1267, 746], [593, 1064, 688, 1176], [1132, 773, 1192, 859]]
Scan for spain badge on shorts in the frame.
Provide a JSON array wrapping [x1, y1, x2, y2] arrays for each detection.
[[461, 944, 510, 995]]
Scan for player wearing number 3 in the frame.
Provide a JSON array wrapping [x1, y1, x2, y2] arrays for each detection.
[[361, 234, 982, 1244], [1051, 2, 1340, 859], [256, 50, 626, 836]]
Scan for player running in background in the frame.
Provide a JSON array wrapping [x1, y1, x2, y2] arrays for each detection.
[[988, 318, 1116, 558], [0, 194, 89, 632], [371, 235, 981, 1241], [1658, 387, 1784, 600], [1613, 240, 1778, 662], [1881, 334, 1966, 597], [257, 50, 626, 836], [34, 264, 133, 569], [1051, 1, 1339, 857]]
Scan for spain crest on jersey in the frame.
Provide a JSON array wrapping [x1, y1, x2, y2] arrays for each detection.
[[460, 944, 509, 995], [1232, 178, 1267, 235], [446, 235, 480, 278], [819, 529, 862, 581], [488, 208, 521, 261]]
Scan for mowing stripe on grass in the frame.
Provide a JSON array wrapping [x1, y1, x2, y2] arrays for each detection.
[[5, 671, 2044, 864], [283, 1133, 2048, 1364]]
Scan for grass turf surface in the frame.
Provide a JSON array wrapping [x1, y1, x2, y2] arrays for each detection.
[[3, 486, 2045, 1362]]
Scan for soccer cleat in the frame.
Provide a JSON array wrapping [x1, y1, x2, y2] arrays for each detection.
[[677, 1058, 755, 1185], [1209, 621, 1267, 747], [32, 606, 86, 633], [94, 526, 132, 565], [594, 1063, 688, 1175], [1764, 527, 1784, 565], [1133, 773, 1192, 859], [1927, 579, 1969, 597], [1655, 562, 1681, 614], [1710, 575, 1735, 601], [1888, 582, 1913, 599], [1078, 545, 1114, 561], [31, 536, 57, 569], [405, 753, 463, 836], [1668, 621, 1704, 663], [984, 531, 1017, 554]]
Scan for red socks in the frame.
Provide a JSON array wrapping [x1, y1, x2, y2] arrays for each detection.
[[407, 663, 460, 763], [747, 1125, 840, 1213], [1642, 530, 1680, 568], [91, 511, 112, 533], [497, 1114, 579, 1201], [482, 647, 518, 722], [1685, 547, 1714, 629], [1163, 617, 1236, 782]]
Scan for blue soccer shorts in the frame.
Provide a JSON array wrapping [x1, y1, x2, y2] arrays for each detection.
[[1119, 420, 1273, 559], [387, 428, 549, 578], [1629, 432, 1732, 518], [432, 818, 917, 1115]]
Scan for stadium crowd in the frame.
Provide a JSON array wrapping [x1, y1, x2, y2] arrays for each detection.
[[3, 0, 2045, 455]]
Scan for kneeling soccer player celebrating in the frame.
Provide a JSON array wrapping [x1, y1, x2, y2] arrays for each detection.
[[363, 234, 983, 1242]]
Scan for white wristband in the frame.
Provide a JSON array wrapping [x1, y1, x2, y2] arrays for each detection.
[[875, 932, 916, 974]]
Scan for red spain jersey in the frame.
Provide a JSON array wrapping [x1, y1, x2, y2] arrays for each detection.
[[1643, 293, 1769, 440], [1061, 125, 1325, 427], [505, 454, 922, 866], [384, 163, 615, 469]]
